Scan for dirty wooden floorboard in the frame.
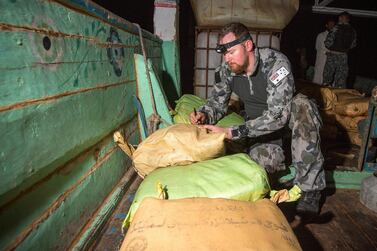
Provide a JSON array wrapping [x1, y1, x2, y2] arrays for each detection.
[[90, 176, 142, 251], [280, 189, 377, 251], [92, 185, 377, 251]]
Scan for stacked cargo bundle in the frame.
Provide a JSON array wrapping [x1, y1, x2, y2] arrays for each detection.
[[296, 81, 369, 146], [120, 198, 302, 251]]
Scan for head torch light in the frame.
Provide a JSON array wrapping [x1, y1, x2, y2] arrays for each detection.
[[215, 33, 252, 54]]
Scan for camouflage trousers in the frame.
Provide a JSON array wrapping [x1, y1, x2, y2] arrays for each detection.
[[248, 94, 326, 192], [323, 52, 348, 88]]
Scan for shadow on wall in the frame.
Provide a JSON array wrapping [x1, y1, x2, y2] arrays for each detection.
[[162, 71, 179, 109]]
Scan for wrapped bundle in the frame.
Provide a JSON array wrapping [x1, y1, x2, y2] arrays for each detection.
[[121, 198, 301, 251], [114, 124, 226, 178], [333, 97, 369, 117], [335, 114, 366, 131]]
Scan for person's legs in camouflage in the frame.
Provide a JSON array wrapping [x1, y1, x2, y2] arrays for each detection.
[[289, 94, 326, 217], [248, 143, 285, 174], [333, 54, 348, 88], [323, 53, 336, 86]]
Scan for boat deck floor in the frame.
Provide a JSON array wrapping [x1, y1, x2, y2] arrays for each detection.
[[91, 177, 377, 251]]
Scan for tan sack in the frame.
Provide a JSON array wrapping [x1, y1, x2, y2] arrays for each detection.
[[333, 97, 369, 117], [332, 88, 363, 103], [296, 81, 335, 110], [115, 124, 225, 178], [296, 81, 363, 111], [335, 114, 366, 131], [120, 197, 302, 251]]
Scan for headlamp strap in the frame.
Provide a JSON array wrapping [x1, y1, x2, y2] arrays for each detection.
[[216, 32, 251, 54]]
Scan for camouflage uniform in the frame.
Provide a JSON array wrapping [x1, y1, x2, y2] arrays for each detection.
[[198, 48, 325, 192], [323, 23, 357, 88]]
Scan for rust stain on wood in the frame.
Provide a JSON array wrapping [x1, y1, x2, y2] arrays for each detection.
[[0, 23, 139, 48], [0, 60, 111, 71], [51, 0, 156, 42], [0, 79, 135, 113]]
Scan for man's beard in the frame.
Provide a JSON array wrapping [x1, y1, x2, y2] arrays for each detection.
[[229, 62, 247, 74], [228, 55, 248, 74]]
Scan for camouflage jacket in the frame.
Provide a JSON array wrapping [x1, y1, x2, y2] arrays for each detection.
[[198, 48, 295, 140], [325, 23, 357, 53]]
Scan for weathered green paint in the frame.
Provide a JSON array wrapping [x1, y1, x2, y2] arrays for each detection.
[[1, 127, 138, 250], [134, 54, 174, 139], [0, 0, 166, 250], [279, 166, 374, 190], [161, 41, 182, 103], [0, 86, 136, 202], [325, 170, 374, 189], [70, 168, 137, 250], [0, 0, 161, 200]]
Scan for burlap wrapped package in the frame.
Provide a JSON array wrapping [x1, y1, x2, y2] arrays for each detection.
[[296, 80, 364, 111], [333, 97, 369, 117], [332, 88, 363, 102], [120, 197, 302, 251], [296, 81, 335, 110], [335, 114, 366, 131], [114, 124, 226, 178]]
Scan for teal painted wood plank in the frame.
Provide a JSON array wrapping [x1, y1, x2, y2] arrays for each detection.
[[17, 150, 130, 251], [0, 0, 160, 43], [134, 54, 173, 139], [161, 41, 181, 100], [0, 31, 158, 106], [278, 166, 374, 190], [0, 84, 136, 200], [0, 0, 162, 107], [0, 126, 139, 250], [0, 27, 140, 67], [325, 170, 373, 189], [0, 0, 162, 54], [0, 27, 158, 70], [54, 0, 160, 42], [0, 0, 164, 201], [0, 1, 166, 249]]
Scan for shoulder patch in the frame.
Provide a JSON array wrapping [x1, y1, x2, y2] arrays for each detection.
[[269, 66, 289, 86]]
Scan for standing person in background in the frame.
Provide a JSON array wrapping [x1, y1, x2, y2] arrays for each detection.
[[323, 11, 357, 88], [190, 22, 325, 219], [313, 19, 335, 84]]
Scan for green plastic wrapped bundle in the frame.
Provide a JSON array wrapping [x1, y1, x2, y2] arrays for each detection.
[[173, 94, 245, 126], [216, 112, 245, 127], [173, 94, 206, 124], [122, 153, 270, 229]]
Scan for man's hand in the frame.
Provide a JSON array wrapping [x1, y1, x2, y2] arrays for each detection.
[[200, 125, 232, 139], [189, 111, 206, 125]]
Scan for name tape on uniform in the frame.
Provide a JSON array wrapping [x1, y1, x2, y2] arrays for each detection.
[[269, 66, 289, 86]]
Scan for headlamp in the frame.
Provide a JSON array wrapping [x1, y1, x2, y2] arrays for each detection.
[[215, 33, 252, 54]]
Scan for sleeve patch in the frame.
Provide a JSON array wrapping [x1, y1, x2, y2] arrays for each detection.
[[269, 66, 289, 86]]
